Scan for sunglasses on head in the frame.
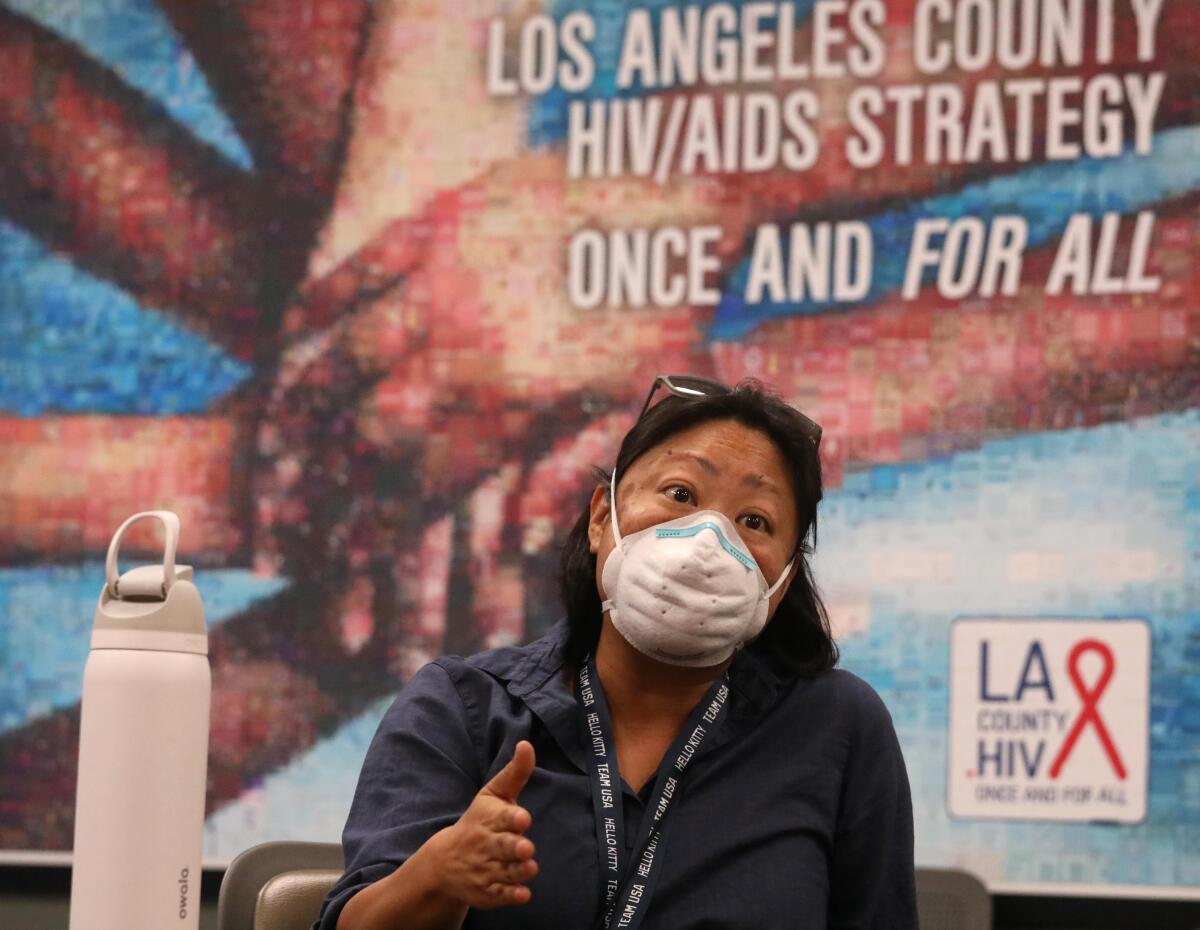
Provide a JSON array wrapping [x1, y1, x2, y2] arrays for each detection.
[[638, 374, 823, 448]]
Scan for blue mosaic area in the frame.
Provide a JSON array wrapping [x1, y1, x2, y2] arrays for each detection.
[[0, 565, 289, 732], [1, 0, 254, 168], [0, 219, 251, 415], [816, 410, 1200, 888]]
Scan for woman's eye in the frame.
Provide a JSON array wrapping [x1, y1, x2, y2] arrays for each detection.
[[741, 514, 769, 532], [667, 486, 693, 503]]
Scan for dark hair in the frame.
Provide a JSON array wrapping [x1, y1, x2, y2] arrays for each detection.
[[558, 379, 837, 678]]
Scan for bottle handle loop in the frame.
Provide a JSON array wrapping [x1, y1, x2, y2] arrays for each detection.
[[105, 511, 181, 599]]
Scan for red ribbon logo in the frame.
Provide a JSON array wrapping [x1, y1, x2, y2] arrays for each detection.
[[1049, 639, 1126, 780]]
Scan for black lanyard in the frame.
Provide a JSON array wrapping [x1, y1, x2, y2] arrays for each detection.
[[576, 655, 731, 930]]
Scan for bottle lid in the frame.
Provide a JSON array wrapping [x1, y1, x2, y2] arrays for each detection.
[[93, 511, 207, 652], [108, 562, 195, 598]]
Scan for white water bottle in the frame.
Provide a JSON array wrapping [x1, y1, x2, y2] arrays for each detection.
[[69, 511, 211, 930]]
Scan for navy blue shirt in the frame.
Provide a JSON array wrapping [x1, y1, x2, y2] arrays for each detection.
[[315, 621, 916, 930]]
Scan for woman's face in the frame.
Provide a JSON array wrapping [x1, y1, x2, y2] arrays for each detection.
[[588, 419, 802, 621]]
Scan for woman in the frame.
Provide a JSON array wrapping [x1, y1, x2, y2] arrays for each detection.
[[317, 376, 917, 930]]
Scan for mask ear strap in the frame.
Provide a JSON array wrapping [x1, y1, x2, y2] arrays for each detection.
[[765, 558, 795, 597], [609, 469, 624, 546]]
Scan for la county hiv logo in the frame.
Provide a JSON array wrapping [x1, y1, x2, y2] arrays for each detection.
[[948, 619, 1149, 823]]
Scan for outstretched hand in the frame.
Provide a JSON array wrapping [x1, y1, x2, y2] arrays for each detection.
[[428, 740, 539, 909]]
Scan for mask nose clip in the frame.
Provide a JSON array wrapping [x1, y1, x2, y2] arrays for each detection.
[[656, 520, 757, 572]]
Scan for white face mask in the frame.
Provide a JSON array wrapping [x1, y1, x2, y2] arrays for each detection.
[[600, 471, 794, 667]]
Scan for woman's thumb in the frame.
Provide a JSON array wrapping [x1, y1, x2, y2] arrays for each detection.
[[485, 740, 536, 801]]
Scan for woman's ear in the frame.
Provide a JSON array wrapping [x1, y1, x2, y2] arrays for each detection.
[[587, 484, 611, 554]]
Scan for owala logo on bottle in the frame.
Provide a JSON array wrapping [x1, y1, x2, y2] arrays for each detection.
[[947, 618, 1149, 823], [178, 866, 190, 920]]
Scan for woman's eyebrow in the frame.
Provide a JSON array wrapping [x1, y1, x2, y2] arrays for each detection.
[[661, 453, 784, 498], [663, 450, 719, 475], [740, 473, 785, 499]]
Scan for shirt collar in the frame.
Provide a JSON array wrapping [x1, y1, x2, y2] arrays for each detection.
[[502, 620, 588, 771], [502, 619, 793, 770], [503, 619, 572, 699]]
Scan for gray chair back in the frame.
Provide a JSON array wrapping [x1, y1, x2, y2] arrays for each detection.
[[217, 841, 344, 930], [916, 867, 992, 930]]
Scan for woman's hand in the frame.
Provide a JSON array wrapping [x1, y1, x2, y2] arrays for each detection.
[[337, 741, 540, 930], [427, 740, 540, 908]]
